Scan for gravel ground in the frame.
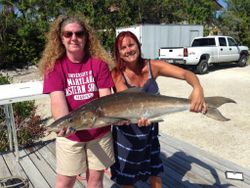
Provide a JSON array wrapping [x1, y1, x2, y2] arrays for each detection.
[[157, 64, 250, 169], [4, 63, 250, 169]]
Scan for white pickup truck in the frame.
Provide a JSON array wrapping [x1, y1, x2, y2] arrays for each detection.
[[158, 35, 249, 74]]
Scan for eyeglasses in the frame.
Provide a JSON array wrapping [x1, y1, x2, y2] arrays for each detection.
[[62, 31, 85, 38]]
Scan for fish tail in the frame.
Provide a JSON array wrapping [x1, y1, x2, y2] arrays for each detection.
[[205, 96, 236, 108], [206, 107, 230, 121], [205, 96, 236, 121]]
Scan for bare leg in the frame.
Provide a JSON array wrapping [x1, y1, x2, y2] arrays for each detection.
[[56, 174, 76, 188], [86, 169, 104, 188], [150, 176, 162, 188]]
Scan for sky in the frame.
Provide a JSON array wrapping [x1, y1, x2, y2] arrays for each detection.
[[218, 0, 228, 9]]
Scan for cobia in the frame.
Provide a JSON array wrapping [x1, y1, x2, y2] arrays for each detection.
[[47, 89, 236, 132]]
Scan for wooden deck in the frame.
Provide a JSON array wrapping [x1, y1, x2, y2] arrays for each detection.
[[1, 133, 250, 188]]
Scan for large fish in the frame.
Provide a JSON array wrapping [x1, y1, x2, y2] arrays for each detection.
[[47, 89, 236, 132]]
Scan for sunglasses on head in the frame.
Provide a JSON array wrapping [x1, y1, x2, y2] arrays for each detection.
[[62, 31, 85, 38]]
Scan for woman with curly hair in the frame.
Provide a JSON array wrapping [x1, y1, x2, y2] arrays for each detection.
[[39, 14, 115, 188]]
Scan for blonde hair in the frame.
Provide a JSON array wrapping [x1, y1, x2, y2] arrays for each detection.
[[39, 14, 114, 74]]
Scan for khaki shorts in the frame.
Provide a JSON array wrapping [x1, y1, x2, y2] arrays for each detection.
[[56, 132, 114, 176]]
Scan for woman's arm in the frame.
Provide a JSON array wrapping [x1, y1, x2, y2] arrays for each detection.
[[50, 91, 69, 120], [152, 60, 207, 113], [49, 91, 72, 136]]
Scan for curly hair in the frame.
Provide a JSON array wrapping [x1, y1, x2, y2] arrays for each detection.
[[39, 14, 114, 74]]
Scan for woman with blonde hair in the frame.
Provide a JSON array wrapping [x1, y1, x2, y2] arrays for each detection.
[[39, 14, 115, 188]]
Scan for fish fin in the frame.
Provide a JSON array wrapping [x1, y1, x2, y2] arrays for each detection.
[[206, 107, 230, 121], [205, 96, 236, 108], [129, 118, 164, 124], [150, 118, 164, 123], [97, 116, 164, 125], [94, 116, 130, 125]]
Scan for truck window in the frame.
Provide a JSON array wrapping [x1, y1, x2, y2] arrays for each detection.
[[228, 38, 237, 46], [219, 37, 227, 46], [192, 38, 215, 46]]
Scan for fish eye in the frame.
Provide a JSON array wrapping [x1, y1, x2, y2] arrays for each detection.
[[68, 118, 73, 123]]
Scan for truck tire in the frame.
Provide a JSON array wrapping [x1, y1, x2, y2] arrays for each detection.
[[196, 59, 208, 74], [238, 54, 248, 67]]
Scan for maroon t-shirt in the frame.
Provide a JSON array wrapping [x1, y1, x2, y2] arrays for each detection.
[[43, 56, 114, 142]]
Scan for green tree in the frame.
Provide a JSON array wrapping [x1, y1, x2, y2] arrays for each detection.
[[0, 1, 47, 68], [1, 0, 242, 69], [218, 0, 250, 46]]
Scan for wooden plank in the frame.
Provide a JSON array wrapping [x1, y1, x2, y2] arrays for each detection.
[[160, 139, 229, 186], [24, 147, 56, 187], [102, 167, 168, 187], [160, 152, 206, 188], [37, 141, 86, 188], [34, 142, 56, 170], [159, 133, 250, 176], [163, 164, 203, 188], [18, 149, 51, 188], [45, 139, 56, 155], [161, 145, 225, 185], [161, 153, 223, 187], [159, 134, 250, 184], [2, 152, 34, 188], [0, 154, 11, 177], [161, 172, 168, 188], [2, 133, 249, 188], [159, 134, 250, 187], [44, 135, 249, 187], [103, 173, 163, 188]]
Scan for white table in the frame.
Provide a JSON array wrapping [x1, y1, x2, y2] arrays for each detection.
[[0, 81, 48, 161]]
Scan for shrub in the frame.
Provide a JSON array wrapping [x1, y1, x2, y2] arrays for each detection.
[[0, 74, 45, 152]]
